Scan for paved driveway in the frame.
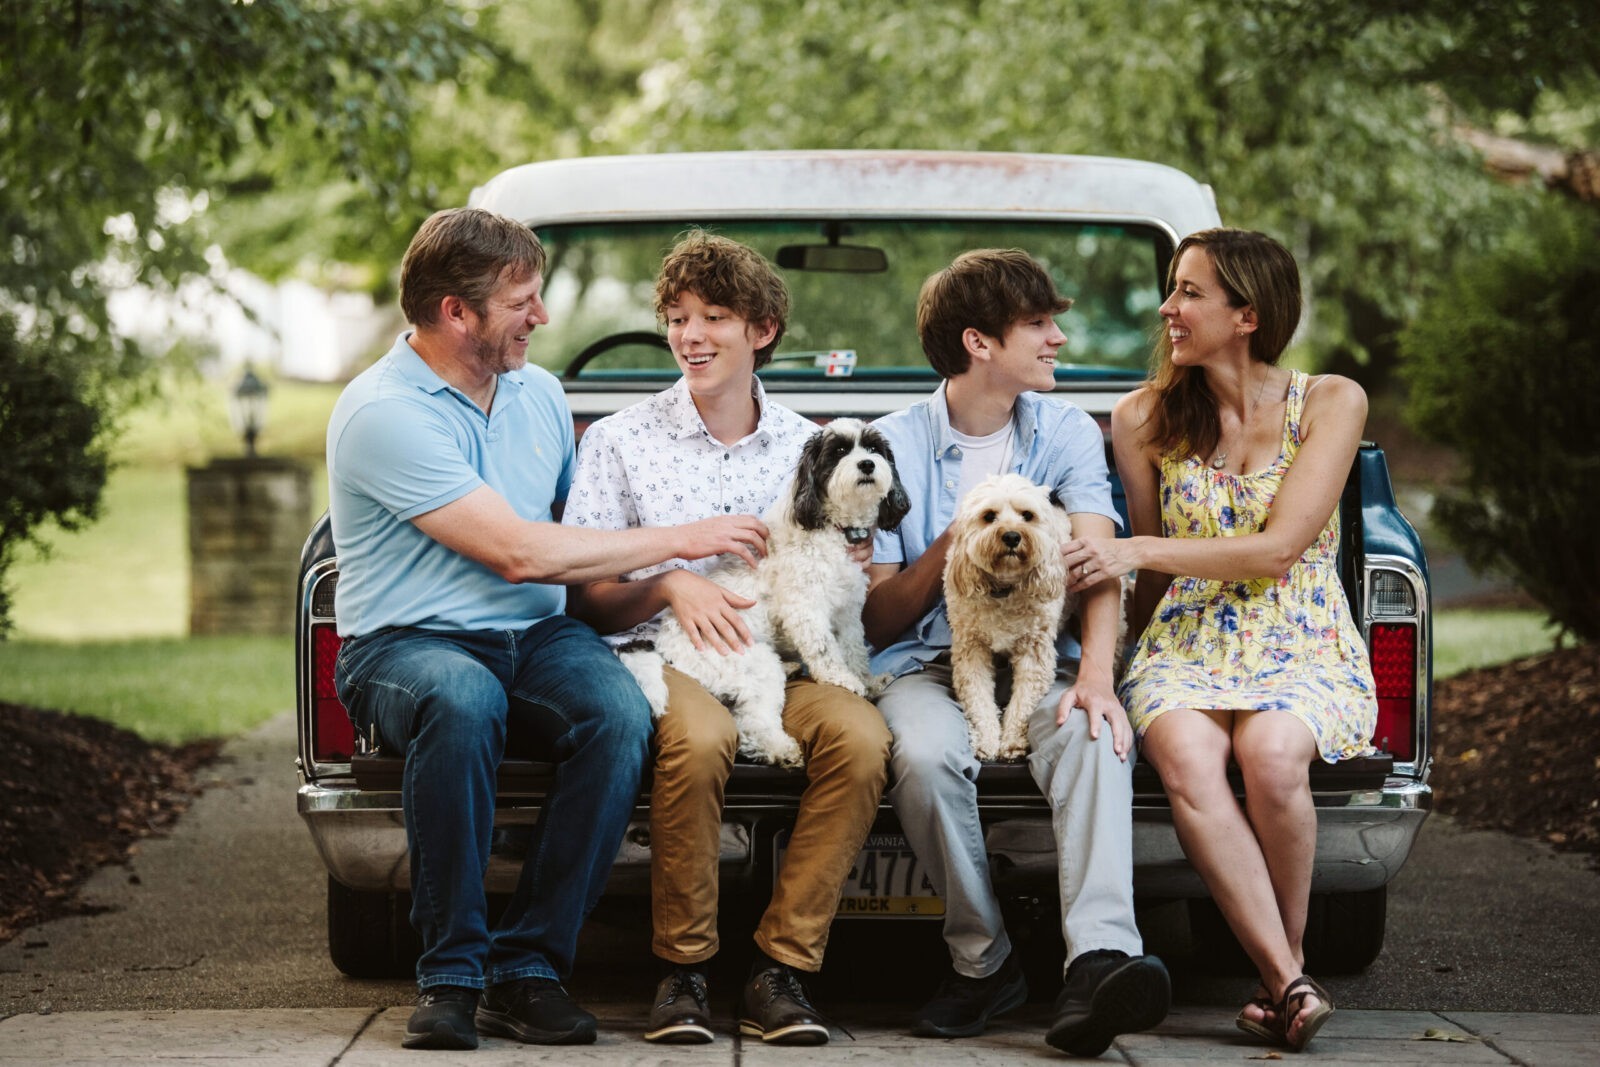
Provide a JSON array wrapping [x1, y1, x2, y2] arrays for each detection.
[[2, 711, 1597, 1022]]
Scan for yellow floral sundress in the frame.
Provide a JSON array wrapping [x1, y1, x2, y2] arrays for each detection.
[[1117, 370, 1377, 763]]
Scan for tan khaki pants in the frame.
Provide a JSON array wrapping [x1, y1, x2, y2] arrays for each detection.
[[650, 666, 890, 972]]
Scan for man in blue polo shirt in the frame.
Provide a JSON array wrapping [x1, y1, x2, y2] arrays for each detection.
[[864, 249, 1170, 1057], [327, 208, 768, 1051]]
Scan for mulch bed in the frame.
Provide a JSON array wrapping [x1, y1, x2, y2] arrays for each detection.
[[0, 642, 1595, 944], [0, 702, 220, 943], [1428, 642, 1600, 859]]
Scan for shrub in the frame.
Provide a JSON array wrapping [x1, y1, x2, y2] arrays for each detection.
[[1400, 204, 1600, 641], [0, 323, 110, 637]]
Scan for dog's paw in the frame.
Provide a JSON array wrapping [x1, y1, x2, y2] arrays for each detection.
[[865, 672, 894, 700], [997, 735, 1030, 760], [747, 734, 804, 769], [814, 668, 867, 697], [967, 722, 1001, 761]]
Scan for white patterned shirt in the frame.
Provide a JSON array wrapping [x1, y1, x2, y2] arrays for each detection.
[[563, 376, 816, 646]]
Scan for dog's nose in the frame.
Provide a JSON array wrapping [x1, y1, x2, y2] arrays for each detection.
[[856, 458, 876, 474], [1001, 531, 1021, 548]]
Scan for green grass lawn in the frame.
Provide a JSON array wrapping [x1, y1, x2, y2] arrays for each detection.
[[1431, 609, 1570, 679], [2, 376, 334, 742], [0, 636, 292, 744]]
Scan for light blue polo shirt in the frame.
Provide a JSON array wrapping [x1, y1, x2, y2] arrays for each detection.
[[870, 382, 1120, 679], [326, 333, 575, 637]]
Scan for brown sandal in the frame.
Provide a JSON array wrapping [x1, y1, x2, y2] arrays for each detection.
[[1280, 975, 1333, 1052], [1233, 985, 1281, 1044]]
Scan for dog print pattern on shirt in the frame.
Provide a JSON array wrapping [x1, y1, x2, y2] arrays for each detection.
[[563, 377, 815, 646]]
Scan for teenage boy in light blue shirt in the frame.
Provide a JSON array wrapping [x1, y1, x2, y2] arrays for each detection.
[[865, 249, 1170, 1057]]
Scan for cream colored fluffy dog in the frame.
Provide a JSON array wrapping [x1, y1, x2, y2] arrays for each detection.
[[943, 473, 1076, 760]]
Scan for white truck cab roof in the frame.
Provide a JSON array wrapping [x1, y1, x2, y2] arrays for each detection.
[[470, 150, 1220, 240]]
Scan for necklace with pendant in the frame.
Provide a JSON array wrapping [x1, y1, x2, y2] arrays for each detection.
[[1210, 369, 1272, 470]]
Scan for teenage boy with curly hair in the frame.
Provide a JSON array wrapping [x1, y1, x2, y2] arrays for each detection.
[[564, 231, 890, 1046]]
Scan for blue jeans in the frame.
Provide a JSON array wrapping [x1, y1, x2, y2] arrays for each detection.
[[335, 616, 651, 990]]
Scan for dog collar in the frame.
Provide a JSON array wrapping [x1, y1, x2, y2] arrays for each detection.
[[838, 525, 873, 545], [984, 577, 1014, 599]]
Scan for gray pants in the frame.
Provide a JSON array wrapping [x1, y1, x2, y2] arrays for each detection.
[[877, 660, 1143, 980]]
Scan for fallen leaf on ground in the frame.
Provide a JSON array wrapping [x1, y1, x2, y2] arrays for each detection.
[[1417, 1028, 1476, 1042]]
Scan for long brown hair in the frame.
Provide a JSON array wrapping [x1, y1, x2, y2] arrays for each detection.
[[1143, 229, 1301, 460]]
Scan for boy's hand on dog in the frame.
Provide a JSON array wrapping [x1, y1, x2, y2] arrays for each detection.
[[1057, 676, 1133, 760], [846, 537, 873, 571], [663, 571, 758, 656]]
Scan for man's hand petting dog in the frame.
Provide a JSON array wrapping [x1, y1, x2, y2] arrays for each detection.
[[677, 513, 771, 569]]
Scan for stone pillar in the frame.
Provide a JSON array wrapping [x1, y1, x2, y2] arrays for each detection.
[[187, 457, 313, 635]]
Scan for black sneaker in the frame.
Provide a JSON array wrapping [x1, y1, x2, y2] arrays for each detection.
[[1045, 950, 1170, 1057], [645, 968, 714, 1044], [476, 977, 598, 1045], [402, 985, 479, 1050], [738, 964, 829, 1045], [912, 952, 1029, 1038]]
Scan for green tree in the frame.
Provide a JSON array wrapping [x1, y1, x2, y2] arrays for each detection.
[[0, 0, 487, 634], [1399, 203, 1599, 640], [600, 0, 1548, 387], [201, 0, 680, 292]]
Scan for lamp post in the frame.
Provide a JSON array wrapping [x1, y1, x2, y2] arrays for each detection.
[[229, 364, 269, 458]]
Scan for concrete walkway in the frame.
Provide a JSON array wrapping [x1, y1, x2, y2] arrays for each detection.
[[2, 1004, 1597, 1066]]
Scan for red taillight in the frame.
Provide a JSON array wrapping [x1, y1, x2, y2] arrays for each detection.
[[1369, 623, 1416, 761], [312, 623, 355, 760]]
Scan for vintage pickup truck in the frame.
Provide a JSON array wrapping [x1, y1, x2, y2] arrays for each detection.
[[295, 150, 1432, 982]]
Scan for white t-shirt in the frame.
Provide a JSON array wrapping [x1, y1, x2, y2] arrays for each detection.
[[951, 417, 1016, 503]]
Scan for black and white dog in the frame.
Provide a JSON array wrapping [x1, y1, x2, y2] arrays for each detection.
[[622, 419, 909, 766]]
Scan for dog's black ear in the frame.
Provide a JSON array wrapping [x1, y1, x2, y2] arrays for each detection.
[[879, 472, 911, 532], [866, 429, 912, 532], [790, 428, 830, 530], [1047, 487, 1068, 513]]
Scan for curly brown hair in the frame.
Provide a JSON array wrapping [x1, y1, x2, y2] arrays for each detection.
[[1143, 228, 1302, 460], [654, 231, 789, 367]]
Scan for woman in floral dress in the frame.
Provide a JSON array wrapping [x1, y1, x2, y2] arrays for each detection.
[[1061, 229, 1376, 1052]]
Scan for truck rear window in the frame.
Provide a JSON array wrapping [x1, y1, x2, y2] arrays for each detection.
[[534, 219, 1167, 381]]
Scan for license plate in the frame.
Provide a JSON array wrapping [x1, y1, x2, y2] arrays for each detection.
[[775, 831, 944, 918]]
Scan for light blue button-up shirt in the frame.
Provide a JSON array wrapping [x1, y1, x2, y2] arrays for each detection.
[[870, 383, 1120, 680], [327, 332, 576, 637]]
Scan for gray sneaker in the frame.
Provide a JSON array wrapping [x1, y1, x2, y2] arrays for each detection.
[[644, 969, 714, 1043]]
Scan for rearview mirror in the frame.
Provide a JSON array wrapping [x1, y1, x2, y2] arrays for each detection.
[[775, 243, 888, 273]]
